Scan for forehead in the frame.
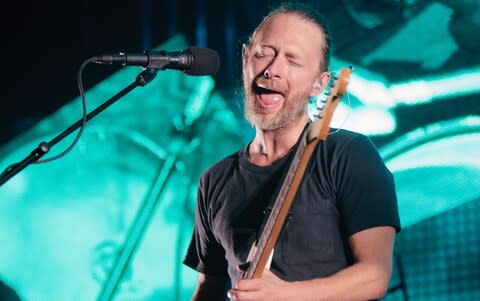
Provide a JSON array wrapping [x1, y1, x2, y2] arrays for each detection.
[[253, 13, 325, 54]]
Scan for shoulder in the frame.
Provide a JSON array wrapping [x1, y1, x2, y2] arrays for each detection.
[[199, 148, 244, 187], [326, 130, 400, 234], [318, 129, 394, 194], [318, 129, 380, 164], [196, 148, 245, 214], [325, 128, 374, 150]]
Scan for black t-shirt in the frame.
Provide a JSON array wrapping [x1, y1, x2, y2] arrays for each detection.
[[184, 128, 401, 286]]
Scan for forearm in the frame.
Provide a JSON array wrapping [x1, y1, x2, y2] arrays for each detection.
[[229, 228, 396, 301], [290, 261, 391, 301]]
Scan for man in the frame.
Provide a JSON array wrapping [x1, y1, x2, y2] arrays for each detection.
[[184, 3, 400, 301]]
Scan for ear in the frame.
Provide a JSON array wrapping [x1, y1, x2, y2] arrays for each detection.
[[242, 43, 250, 66], [310, 72, 331, 97]]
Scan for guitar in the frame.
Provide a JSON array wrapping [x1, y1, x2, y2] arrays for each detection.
[[242, 67, 352, 279]]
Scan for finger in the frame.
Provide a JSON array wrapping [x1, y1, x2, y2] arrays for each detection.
[[236, 279, 263, 291], [227, 289, 235, 301], [228, 288, 263, 301]]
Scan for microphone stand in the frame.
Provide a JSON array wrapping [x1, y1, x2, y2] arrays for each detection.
[[0, 68, 158, 187]]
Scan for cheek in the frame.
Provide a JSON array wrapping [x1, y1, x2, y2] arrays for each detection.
[[246, 57, 268, 78], [242, 63, 254, 83], [246, 65, 259, 80], [290, 72, 315, 93]]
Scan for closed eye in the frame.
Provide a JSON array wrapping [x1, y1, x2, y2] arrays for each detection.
[[286, 54, 303, 67], [254, 45, 276, 59], [255, 52, 274, 59], [288, 60, 302, 67]]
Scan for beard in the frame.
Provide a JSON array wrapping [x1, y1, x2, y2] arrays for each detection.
[[243, 80, 310, 131]]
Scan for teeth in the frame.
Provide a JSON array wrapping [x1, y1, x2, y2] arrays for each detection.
[[254, 84, 282, 95]]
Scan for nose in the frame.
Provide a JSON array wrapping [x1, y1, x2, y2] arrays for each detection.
[[264, 54, 285, 79]]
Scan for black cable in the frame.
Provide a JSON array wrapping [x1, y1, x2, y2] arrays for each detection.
[[34, 58, 92, 163]]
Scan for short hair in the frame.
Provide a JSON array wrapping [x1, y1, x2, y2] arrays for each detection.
[[245, 2, 332, 72]]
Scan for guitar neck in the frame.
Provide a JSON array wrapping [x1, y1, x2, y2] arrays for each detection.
[[242, 67, 351, 280], [243, 127, 320, 279]]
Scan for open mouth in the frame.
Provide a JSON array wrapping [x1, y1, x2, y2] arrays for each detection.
[[253, 82, 285, 97], [252, 82, 285, 109]]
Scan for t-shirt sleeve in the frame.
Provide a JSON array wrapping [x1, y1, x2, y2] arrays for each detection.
[[333, 134, 401, 237], [183, 175, 228, 276]]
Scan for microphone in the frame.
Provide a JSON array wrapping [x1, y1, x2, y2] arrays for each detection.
[[93, 46, 220, 76]]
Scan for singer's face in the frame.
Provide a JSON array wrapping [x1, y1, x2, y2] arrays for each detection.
[[243, 13, 326, 130]]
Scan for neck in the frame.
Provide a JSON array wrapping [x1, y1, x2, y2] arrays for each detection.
[[248, 116, 309, 166]]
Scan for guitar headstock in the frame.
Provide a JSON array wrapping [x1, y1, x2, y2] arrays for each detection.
[[307, 67, 352, 141]]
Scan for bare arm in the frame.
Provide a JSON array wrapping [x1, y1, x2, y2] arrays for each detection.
[[297, 225, 396, 300], [229, 226, 396, 301], [191, 273, 228, 301]]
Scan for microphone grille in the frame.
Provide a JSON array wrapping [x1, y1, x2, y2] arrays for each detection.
[[186, 47, 220, 76]]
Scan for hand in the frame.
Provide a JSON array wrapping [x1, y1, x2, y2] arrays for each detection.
[[227, 270, 296, 301]]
